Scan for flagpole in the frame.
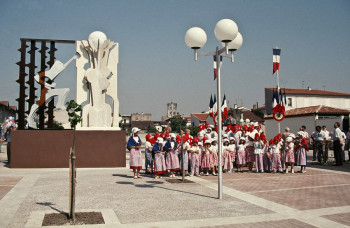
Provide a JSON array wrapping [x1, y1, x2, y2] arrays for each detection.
[[276, 46, 281, 134]]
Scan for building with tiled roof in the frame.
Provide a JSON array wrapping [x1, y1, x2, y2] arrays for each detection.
[[0, 101, 17, 123], [191, 113, 209, 127], [264, 105, 350, 139], [265, 87, 350, 115]]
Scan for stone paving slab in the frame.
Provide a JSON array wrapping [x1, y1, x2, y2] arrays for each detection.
[[203, 219, 317, 228], [211, 173, 350, 193], [0, 185, 15, 200], [252, 185, 350, 210], [1, 150, 350, 228], [4, 168, 272, 227], [322, 212, 350, 226]]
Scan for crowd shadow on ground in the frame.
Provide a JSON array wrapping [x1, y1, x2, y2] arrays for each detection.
[[114, 174, 216, 199], [36, 202, 66, 214], [0, 159, 10, 168]]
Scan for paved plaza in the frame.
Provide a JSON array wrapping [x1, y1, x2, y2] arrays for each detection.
[[0, 144, 350, 227]]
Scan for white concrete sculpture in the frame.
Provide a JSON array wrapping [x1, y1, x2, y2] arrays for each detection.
[[76, 31, 121, 129], [27, 55, 78, 129]]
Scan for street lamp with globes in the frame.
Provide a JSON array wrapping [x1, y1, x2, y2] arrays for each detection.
[[185, 19, 243, 200]]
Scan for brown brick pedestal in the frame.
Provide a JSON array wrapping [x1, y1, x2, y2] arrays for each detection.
[[10, 130, 126, 168]]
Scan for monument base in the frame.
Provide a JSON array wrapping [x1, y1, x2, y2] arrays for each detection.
[[11, 130, 126, 168]]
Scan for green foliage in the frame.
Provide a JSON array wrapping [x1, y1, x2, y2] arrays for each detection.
[[66, 100, 82, 129], [126, 128, 132, 136], [187, 126, 199, 137], [147, 125, 157, 133], [169, 117, 188, 134]]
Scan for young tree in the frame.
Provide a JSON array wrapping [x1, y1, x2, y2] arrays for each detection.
[[66, 100, 82, 221], [169, 117, 188, 133]]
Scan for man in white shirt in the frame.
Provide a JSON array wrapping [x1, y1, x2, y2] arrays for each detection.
[[322, 126, 331, 164], [311, 126, 325, 163], [333, 122, 343, 166]]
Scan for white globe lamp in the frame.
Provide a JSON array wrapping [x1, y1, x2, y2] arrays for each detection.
[[214, 19, 238, 43], [185, 27, 207, 49], [223, 32, 243, 51]]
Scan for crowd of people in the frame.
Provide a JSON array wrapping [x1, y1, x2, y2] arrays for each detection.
[[126, 120, 350, 179]]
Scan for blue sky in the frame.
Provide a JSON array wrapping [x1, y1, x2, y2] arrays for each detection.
[[0, 0, 349, 120]]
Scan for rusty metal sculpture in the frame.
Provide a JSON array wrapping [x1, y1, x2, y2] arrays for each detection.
[[16, 39, 75, 129]]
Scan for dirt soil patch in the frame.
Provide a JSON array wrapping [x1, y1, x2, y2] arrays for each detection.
[[42, 212, 104, 226]]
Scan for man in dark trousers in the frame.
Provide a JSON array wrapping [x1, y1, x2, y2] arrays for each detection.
[[333, 122, 343, 166]]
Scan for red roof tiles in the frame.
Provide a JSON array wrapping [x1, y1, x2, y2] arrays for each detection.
[[191, 113, 209, 121], [265, 105, 350, 119], [265, 88, 350, 97]]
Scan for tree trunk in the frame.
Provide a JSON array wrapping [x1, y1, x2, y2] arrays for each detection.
[[69, 127, 77, 221]]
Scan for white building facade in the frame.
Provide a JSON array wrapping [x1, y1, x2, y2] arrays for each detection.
[[265, 88, 350, 114]]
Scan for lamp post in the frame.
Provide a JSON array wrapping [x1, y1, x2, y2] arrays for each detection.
[[185, 19, 243, 199]]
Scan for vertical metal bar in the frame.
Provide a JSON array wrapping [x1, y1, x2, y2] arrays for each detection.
[[27, 40, 37, 114], [47, 41, 56, 129], [216, 46, 223, 200], [38, 41, 47, 129], [16, 40, 28, 130]]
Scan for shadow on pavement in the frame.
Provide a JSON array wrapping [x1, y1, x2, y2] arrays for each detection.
[[115, 180, 216, 199], [36, 202, 66, 214]]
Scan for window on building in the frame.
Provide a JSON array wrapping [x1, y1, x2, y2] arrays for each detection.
[[287, 98, 292, 107]]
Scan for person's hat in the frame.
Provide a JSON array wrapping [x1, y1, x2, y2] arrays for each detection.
[[132, 127, 141, 136], [285, 127, 290, 132], [198, 142, 203, 146], [205, 140, 211, 144], [297, 131, 305, 138], [223, 138, 229, 143], [170, 133, 176, 138], [286, 137, 293, 142], [157, 137, 164, 144], [240, 137, 246, 141], [245, 119, 250, 123], [229, 137, 235, 141]]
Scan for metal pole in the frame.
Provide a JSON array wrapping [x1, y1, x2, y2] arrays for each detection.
[[181, 127, 185, 181], [216, 46, 223, 200], [277, 69, 281, 134]]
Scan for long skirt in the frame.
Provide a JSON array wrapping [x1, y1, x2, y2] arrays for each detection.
[[272, 153, 282, 172], [166, 149, 180, 172], [296, 147, 306, 166], [154, 153, 166, 175], [236, 150, 246, 165], [230, 151, 236, 163], [212, 153, 218, 166], [130, 148, 142, 169], [246, 147, 255, 163], [179, 151, 188, 171], [190, 153, 200, 175], [255, 154, 263, 171], [223, 151, 233, 170], [202, 153, 213, 168], [285, 149, 295, 163]]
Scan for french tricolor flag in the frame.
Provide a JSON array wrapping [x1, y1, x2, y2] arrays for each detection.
[[213, 56, 223, 80], [273, 48, 281, 75]]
